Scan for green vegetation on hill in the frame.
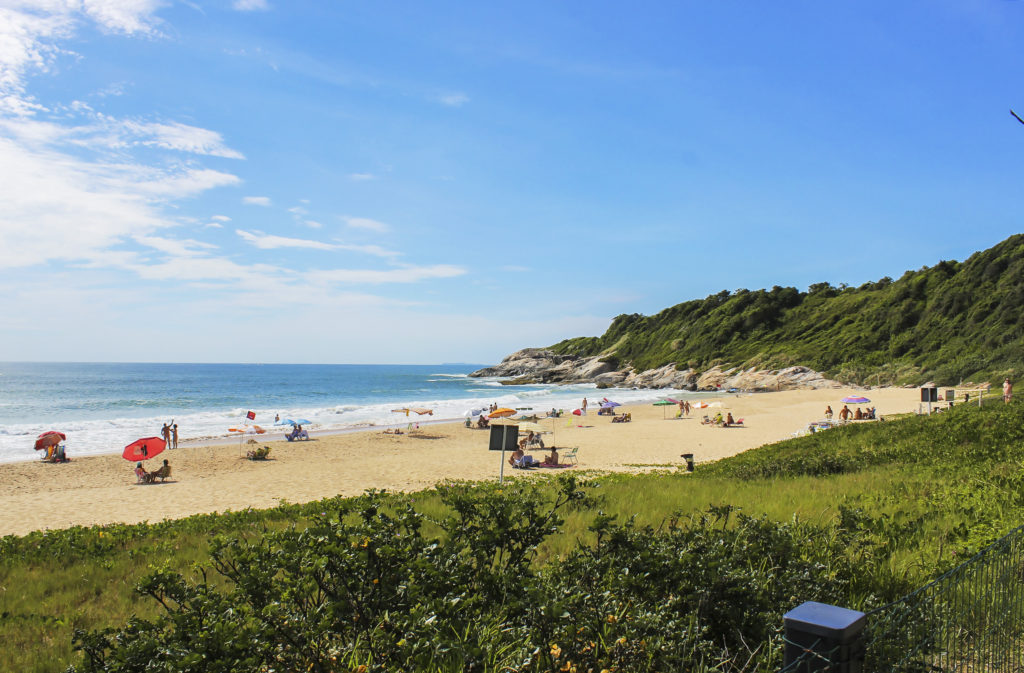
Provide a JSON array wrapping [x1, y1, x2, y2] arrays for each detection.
[[551, 234, 1024, 385], [4, 399, 1024, 671]]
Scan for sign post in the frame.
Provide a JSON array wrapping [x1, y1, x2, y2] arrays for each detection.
[[489, 424, 519, 484]]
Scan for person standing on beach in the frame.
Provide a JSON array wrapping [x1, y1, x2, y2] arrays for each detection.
[[582, 398, 588, 415], [825, 406, 833, 419], [171, 424, 178, 449], [161, 423, 170, 446], [1004, 378, 1013, 404]]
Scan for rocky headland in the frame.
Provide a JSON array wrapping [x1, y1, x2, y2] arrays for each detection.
[[469, 348, 841, 391]]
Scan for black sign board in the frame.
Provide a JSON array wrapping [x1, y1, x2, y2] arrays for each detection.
[[489, 424, 519, 451], [920, 387, 938, 402]]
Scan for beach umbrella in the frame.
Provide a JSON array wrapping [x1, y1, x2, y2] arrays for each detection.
[[492, 419, 545, 434], [274, 418, 294, 426], [489, 408, 516, 418], [123, 437, 165, 462], [391, 408, 435, 417], [294, 418, 312, 425], [229, 425, 266, 434], [463, 408, 483, 417], [690, 401, 710, 409], [841, 396, 870, 404], [34, 431, 66, 451], [600, 401, 621, 409], [653, 399, 675, 419]]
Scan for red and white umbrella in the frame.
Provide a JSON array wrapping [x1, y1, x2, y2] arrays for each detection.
[[34, 431, 66, 451]]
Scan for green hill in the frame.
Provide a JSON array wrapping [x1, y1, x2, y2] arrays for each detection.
[[551, 234, 1024, 385]]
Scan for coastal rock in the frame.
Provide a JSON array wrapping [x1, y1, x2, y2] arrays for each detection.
[[697, 365, 841, 391], [472, 350, 841, 391], [622, 365, 698, 389], [468, 349, 578, 379]]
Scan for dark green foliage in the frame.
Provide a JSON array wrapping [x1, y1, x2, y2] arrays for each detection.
[[549, 235, 1024, 385], [67, 479, 888, 673]]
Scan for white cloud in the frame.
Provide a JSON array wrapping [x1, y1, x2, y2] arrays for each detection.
[[232, 0, 270, 10], [134, 235, 218, 256], [308, 265, 466, 284], [343, 216, 390, 232], [438, 92, 469, 107], [81, 0, 165, 35], [0, 132, 239, 269], [348, 172, 376, 181], [336, 243, 400, 259], [235, 230, 400, 258], [304, 219, 323, 228], [211, 215, 231, 221], [287, 205, 307, 215], [122, 120, 244, 158], [243, 195, 271, 206], [236, 229, 338, 251]]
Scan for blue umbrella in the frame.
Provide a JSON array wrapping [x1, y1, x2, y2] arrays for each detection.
[[841, 396, 870, 404], [600, 401, 621, 409], [294, 418, 312, 425], [274, 418, 295, 426]]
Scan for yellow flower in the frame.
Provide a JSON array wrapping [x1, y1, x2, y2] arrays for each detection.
[[615, 637, 627, 646], [606, 614, 617, 624], [372, 578, 379, 584], [550, 644, 562, 658]]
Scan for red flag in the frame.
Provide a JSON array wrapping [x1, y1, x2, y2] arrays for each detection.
[[246, 411, 256, 420]]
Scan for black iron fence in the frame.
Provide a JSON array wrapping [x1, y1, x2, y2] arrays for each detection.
[[782, 524, 1024, 672]]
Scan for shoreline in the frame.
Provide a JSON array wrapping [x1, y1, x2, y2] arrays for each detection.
[[0, 387, 922, 537]]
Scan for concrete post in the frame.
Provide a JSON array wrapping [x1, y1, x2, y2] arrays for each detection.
[[783, 601, 865, 673]]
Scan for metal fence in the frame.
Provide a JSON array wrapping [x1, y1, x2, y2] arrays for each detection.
[[863, 524, 1024, 672], [782, 524, 1024, 672]]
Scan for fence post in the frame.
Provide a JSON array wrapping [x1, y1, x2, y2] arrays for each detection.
[[783, 601, 865, 672]]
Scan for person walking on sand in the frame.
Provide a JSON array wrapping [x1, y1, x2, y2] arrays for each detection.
[[825, 406, 833, 420], [582, 398, 588, 415], [171, 423, 178, 449], [161, 422, 171, 446], [839, 405, 851, 421], [1004, 378, 1013, 404]]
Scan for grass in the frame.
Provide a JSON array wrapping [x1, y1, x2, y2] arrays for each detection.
[[4, 399, 1024, 670]]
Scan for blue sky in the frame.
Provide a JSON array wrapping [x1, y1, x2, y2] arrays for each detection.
[[1, 1, 1022, 364]]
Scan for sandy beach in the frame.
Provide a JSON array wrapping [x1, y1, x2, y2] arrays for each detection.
[[0, 388, 924, 537]]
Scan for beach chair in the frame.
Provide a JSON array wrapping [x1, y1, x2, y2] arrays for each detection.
[[151, 464, 171, 482], [562, 447, 579, 466]]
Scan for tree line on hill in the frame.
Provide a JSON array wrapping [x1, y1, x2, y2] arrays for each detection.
[[551, 234, 1024, 386]]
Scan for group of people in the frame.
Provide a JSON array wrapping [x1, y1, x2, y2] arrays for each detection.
[[676, 400, 693, 417], [508, 445, 560, 469], [702, 411, 738, 427], [135, 458, 171, 484], [825, 405, 876, 422], [285, 424, 309, 441], [160, 422, 179, 449]]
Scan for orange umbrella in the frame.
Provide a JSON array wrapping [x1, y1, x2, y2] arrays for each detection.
[[489, 408, 516, 418]]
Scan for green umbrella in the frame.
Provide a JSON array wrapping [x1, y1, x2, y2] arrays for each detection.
[[653, 400, 675, 419]]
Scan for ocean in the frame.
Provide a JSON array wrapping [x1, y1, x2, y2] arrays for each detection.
[[0, 362, 692, 463]]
